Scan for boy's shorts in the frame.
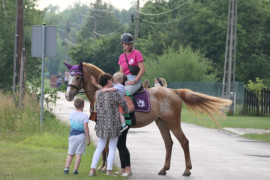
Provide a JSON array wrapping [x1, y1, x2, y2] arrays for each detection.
[[118, 106, 124, 114], [68, 133, 86, 155]]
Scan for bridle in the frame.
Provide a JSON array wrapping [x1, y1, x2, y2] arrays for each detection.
[[67, 73, 84, 95]]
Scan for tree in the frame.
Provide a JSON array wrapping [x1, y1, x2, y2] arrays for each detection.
[[0, 0, 44, 91], [69, 33, 123, 74], [144, 45, 217, 84]]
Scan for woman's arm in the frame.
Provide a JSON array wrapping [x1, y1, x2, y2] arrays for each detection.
[[119, 65, 124, 73], [102, 87, 116, 93], [125, 62, 145, 85], [84, 122, 90, 146]]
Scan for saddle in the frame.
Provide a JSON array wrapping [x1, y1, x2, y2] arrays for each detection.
[[127, 86, 151, 125]]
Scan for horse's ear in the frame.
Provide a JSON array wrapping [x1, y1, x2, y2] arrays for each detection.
[[63, 62, 73, 70], [78, 62, 83, 72]]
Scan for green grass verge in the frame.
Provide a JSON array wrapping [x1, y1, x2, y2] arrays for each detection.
[[0, 91, 124, 180], [181, 106, 270, 143], [0, 120, 124, 180]]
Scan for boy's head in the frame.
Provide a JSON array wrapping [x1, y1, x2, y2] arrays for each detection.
[[113, 72, 123, 84], [74, 97, 84, 109]]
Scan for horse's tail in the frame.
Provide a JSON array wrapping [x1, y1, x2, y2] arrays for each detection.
[[175, 89, 232, 121]]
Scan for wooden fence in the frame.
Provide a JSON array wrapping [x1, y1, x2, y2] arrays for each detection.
[[244, 88, 270, 116]]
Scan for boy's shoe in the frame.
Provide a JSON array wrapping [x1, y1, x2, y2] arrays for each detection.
[[64, 168, 69, 174], [73, 170, 78, 175], [120, 125, 128, 133]]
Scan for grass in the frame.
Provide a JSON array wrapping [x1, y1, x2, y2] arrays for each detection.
[[0, 91, 124, 180], [181, 106, 270, 143]]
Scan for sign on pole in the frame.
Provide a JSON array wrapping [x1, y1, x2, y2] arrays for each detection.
[[31, 24, 56, 129], [31, 25, 57, 57]]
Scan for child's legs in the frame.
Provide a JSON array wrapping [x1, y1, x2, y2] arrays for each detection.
[[74, 154, 82, 170], [65, 154, 74, 168], [91, 137, 107, 169], [118, 106, 125, 124], [120, 114, 125, 124], [107, 136, 119, 170]]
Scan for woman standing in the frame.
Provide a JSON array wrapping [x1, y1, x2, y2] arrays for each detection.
[[116, 33, 145, 177], [89, 73, 129, 176], [118, 33, 145, 95]]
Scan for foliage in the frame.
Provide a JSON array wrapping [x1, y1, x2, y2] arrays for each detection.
[[0, 91, 123, 180], [0, 90, 39, 134], [136, 0, 270, 83], [69, 33, 123, 74], [144, 45, 217, 85], [0, 0, 44, 91], [244, 77, 266, 98], [26, 79, 59, 109]]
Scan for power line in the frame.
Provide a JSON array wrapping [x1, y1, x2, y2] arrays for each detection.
[[93, 26, 122, 36], [139, 13, 193, 25], [136, 0, 192, 16]]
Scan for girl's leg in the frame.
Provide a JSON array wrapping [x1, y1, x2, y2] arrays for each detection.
[[107, 136, 119, 171]]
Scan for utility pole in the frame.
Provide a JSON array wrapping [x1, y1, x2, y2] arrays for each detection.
[[13, 0, 19, 104], [134, 0, 140, 47], [19, 49, 26, 106], [93, 10, 97, 44], [66, 21, 70, 62], [17, 0, 24, 84], [222, 0, 237, 114]]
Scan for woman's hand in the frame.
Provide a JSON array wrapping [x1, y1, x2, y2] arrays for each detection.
[[125, 80, 136, 85]]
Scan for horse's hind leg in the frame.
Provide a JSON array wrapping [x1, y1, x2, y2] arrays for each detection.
[[170, 126, 192, 176], [155, 119, 173, 176]]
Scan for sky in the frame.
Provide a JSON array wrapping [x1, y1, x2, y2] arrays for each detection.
[[37, 0, 146, 11]]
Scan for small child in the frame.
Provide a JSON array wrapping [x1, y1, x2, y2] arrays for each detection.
[[64, 97, 90, 175], [102, 72, 128, 133]]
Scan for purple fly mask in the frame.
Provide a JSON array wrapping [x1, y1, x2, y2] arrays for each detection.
[[63, 62, 83, 76]]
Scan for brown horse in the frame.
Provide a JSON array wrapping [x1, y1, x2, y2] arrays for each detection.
[[64, 62, 232, 176]]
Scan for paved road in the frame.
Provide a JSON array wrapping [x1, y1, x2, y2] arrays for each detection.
[[53, 93, 270, 180]]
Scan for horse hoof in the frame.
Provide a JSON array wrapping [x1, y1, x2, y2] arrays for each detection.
[[158, 171, 166, 176], [101, 167, 106, 172], [182, 170, 191, 176]]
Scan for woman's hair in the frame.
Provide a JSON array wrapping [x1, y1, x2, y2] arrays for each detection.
[[155, 77, 167, 87], [74, 97, 84, 109], [156, 78, 163, 86], [160, 78, 167, 87], [143, 80, 150, 88], [113, 72, 123, 84], [99, 73, 113, 87]]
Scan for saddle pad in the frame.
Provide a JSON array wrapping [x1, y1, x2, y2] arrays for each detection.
[[133, 89, 151, 112]]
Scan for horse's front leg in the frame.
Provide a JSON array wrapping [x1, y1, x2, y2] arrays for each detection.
[[155, 119, 173, 175]]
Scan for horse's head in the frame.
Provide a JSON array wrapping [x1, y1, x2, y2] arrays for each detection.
[[64, 62, 84, 101]]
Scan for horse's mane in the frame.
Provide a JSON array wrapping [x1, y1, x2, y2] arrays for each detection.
[[82, 63, 105, 78]]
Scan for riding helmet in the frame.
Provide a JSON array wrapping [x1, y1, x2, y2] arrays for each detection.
[[120, 33, 133, 44]]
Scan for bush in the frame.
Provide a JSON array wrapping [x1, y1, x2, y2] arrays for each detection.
[[244, 77, 266, 98], [144, 45, 217, 85]]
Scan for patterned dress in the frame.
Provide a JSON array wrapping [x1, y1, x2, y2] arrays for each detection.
[[95, 90, 129, 138]]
